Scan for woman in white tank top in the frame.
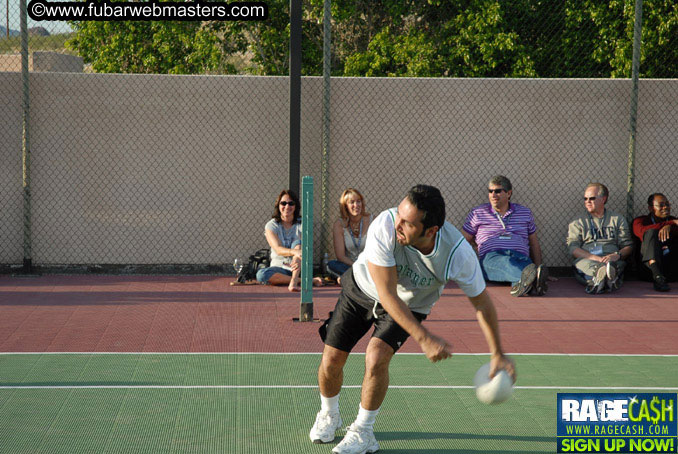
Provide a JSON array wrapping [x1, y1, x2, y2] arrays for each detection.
[[327, 188, 372, 281]]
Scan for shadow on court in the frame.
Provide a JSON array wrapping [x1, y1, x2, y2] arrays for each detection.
[[373, 450, 552, 454], [371, 430, 554, 453], [378, 431, 551, 443]]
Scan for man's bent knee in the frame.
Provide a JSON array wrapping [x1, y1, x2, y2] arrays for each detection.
[[364, 338, 395, 376], [643, 229, 659, 241], [321, 344, 349, 373]]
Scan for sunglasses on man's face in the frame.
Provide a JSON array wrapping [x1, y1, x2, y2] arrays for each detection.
[[584, 197, 598, 202], [488, 188, 505, 194], [280, 201, 296, 207]]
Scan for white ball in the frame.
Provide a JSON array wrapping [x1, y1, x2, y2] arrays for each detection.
[[473, 362, 513, 404]]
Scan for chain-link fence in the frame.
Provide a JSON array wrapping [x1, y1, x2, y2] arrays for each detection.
[[1, 0, 676, 274]]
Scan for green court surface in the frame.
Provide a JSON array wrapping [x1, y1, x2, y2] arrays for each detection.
[[0, 353, 676, 454]]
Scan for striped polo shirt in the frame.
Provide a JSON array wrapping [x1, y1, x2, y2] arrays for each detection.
[[462, 202, 536, 258]]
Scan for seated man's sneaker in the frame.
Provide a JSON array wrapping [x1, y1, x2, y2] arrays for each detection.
[[310, 410, 342, 444], [605, 262, 620, 292], [653, 274, 670, 292], [590, 265, 608, 294], [510, 263, 537, 297], [332, 423, 380, 454], [534, 265, 548, 296]]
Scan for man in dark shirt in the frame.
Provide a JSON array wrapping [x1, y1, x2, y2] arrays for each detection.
[[632, 193, 678, 292]]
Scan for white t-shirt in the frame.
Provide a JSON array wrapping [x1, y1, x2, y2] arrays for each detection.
[[265, 218, 302, 268], [352, 208, 485, 314]]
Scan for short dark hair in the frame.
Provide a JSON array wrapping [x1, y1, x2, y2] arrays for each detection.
[[488, 175, 512, 192], [647, 193, 666, 207], [406, 185, 446, 230], [273, 189, 301, 223]]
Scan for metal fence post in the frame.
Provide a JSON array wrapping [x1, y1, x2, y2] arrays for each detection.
[[626, 0, 643, 222], [20, 0, 32, 273], [320, 0, 331, 261], [289, 0, 302, 195], [299, 176, 314, 322]]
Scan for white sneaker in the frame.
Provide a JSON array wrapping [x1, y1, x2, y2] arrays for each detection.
[[332, 423, 380, 454], [309, 410, 342, 444], [606, 262, 619, 291], [591, 265, 608, 294]]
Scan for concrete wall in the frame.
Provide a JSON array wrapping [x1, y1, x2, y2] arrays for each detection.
[[0, 73, 23, 265], [0, 52, 83, 72], [32, 52, 84, 72], [325, 78, 677, 269], [0, 72, 676, 267]]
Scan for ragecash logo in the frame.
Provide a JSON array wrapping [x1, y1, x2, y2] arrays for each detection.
[[557, 393, 677, 453]]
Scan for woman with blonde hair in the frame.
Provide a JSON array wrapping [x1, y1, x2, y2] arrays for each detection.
[[327, 188, 372, 281]]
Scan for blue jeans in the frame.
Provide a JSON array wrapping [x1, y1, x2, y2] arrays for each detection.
[[480, 250, 533, 285], [256, 266, 292, 284], [327, 260, 350, 279]]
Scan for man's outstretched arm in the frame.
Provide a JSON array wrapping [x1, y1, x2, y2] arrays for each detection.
[[468, 289, 516, 382]]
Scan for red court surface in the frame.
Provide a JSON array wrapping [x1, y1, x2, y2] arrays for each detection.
[[0, 275, 676, 354]]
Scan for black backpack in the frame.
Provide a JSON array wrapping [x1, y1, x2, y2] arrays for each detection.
[[236, 248, 271, 283]]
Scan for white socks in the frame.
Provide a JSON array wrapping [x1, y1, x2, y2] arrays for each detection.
[[319, 395, 379, 431], [320, 393, 340, 413], [354, 403, 380, 431]]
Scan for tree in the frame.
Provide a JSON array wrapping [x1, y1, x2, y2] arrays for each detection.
[[344, 1, 536, 77], [521, 0, 677, 78], [207, 0, 325, 76], [344, 27, 444, 77], [68, 20, 233, 74], [67, 0, 676, 78], [631, 0, 677, 78]]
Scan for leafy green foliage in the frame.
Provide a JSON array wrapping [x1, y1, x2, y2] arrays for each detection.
[[344, 27, 444, 77], [68, 20, 230, 74], [65, 0, 676, 78], [636, 0, 678, 78]]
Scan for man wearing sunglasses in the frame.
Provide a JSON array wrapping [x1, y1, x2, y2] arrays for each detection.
[[632, 193, 678, 292], [566, 183, 633, 294], [462, 175, 547, 297]]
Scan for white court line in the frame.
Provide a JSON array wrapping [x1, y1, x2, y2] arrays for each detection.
[[1, 352, 677, 357], [2, 385, 678, 390]]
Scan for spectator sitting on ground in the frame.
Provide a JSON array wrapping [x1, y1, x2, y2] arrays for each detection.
[[256, 189, 322, 291], [462, 175, 548, 297], [566, 183, 633, 294], [632, 193, 678, 292], [327, 188, 373, 283]]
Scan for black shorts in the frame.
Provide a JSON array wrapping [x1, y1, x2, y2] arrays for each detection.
[[319, 268, 427, 353]]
